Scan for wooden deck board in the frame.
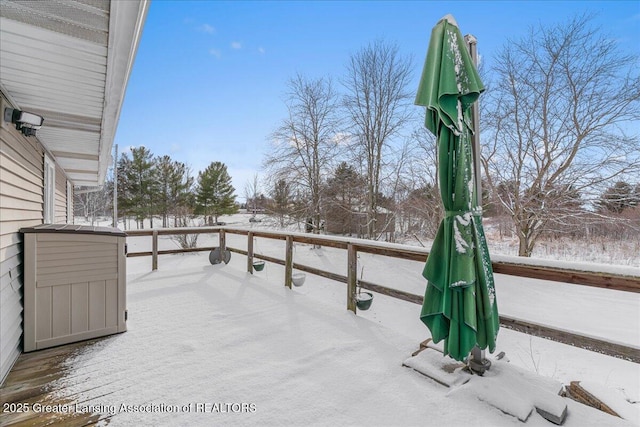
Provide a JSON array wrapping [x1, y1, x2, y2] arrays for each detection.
[[0, 338, 111, 427]]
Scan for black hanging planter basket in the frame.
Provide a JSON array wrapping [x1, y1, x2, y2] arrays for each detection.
[[253, 260, 265, 271], [355, 291, 374, 310]]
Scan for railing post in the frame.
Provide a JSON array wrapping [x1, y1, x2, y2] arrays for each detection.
[[219, 229, 226, 254], [285, 235, 293, 288], [152, 230, 158, 271], [247, 232, 254, 273], [347, 243, 357, 313]]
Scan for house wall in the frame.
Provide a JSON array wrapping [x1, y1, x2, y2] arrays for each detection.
[[0, 94, 72, 384], [55, 164, 68, 223]]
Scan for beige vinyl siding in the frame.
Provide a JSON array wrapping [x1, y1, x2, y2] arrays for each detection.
[[67, 181, 73, 224], [0, 95, 44, 383], [55, 164, 68, 223]]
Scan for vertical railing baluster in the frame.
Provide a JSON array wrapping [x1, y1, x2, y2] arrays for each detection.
[[285, 235, 293, 288], [152, 230, 158, 271], [347, 243, 357, 313], [248, 231, 254, 273]]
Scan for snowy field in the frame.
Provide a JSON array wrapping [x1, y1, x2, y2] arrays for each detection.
[[63, 213, 640, 426]]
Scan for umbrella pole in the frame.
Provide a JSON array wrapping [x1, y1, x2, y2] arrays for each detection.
[[465, 34, 482, 203], [465, 33, 491, 376]]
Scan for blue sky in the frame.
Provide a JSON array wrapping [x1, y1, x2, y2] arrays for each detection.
[[114, 1, 640, 200]]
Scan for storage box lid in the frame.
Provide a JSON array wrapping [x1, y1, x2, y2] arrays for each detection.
[[20, 224, 127, 236]]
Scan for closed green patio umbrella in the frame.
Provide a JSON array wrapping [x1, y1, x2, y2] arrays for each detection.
[[416, 15, 499, 363]]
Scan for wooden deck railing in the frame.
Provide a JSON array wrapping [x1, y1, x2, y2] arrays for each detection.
[[125, 226, 640, 362]]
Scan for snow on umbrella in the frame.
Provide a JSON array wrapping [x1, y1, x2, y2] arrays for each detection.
[[415, 14, 499, 362]]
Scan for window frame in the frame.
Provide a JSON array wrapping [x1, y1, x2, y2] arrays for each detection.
[[43, 154, 55, 224], [66, 180, 73, 223]]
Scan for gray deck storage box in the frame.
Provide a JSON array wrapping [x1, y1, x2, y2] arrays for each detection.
[[21, 224, 127, 352]]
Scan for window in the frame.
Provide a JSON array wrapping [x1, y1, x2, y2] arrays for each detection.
[[44, 155, 55, 223]]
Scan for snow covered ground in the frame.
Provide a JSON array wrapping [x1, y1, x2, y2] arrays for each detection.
[[54, 213, 640, 426], [123, 214, 639, 350], [52, 251, 639, 426]]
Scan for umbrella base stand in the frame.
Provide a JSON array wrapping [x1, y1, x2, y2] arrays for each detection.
[[404, 343, 568, 425], [468, 347, 491, 376], [403, 345, 470, 388], [468, 357, 491, 375]]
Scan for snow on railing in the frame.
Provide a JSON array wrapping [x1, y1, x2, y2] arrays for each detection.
[[125, 226, 639, 293]]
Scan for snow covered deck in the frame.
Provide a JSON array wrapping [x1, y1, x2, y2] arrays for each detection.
[[1, 253, 638, 426]]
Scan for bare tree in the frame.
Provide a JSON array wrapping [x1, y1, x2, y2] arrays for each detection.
[[396, 126, 442, 239], [378, 139, 414, 242], [264, 74, 341, 236], [342, 40, 414, 239], [74, 185, 111, 226], [244, 173, 261, 216], [482, 14, 640, 256]]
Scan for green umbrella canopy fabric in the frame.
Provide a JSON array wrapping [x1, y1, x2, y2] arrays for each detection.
[[415, 14, 499, 362]]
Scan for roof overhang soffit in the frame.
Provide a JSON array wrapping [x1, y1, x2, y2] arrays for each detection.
[[98, 0, 149, 185]]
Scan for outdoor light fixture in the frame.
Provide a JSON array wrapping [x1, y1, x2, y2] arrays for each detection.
[[3, 107, 44, 137]]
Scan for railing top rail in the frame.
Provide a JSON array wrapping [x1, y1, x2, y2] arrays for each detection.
[[125, 226, 223, 236], [224, 227, 431, 252], [123, 226, 639, 291]]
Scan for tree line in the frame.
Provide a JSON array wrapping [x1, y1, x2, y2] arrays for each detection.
[[262, 14, 639, 256], [75, 14, 639, 257], [75, 147, 237, 229]]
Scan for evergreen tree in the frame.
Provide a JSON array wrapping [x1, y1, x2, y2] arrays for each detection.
[[118, 146, 155, 229], [195, 161, 237, 225], [116, 155, 133, 228], [155, 155, 173, 227], [155, 156, 194, 227], [324, 162, 365, 234], [168, 161, 194, 227], [270, 179, 291, 227], [325, 162, 365, 208], [599, 182, 636, 214]]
